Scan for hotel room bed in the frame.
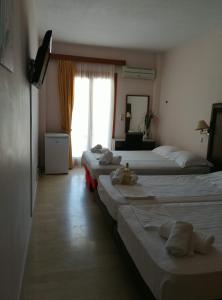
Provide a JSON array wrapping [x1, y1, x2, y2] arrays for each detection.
[[97, 172, 222, 220], [82, 149, 211, 190], [117, 202, 222, 300]]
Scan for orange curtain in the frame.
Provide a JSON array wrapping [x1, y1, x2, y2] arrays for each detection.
[[58, 60, 75, 169]]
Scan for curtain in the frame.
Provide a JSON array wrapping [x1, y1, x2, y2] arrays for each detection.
[[58, 60, 75, 169], [71, 63, 114, 160], [76, 63, 115, 79]]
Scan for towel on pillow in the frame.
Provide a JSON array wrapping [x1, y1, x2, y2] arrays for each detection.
[[165, 221, 193, 257]]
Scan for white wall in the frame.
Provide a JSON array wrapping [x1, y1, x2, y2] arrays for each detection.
[[0, 0, 38, 299], [25, 0, 39, 212], [158, 29, 222, 157]]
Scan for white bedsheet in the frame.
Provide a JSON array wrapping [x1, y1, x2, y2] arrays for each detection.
[[81, 150, 210, 179], [98, 173, 222, 220], [118, 202, 222, 300]]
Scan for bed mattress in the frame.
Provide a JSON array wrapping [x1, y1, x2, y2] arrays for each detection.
[[118, 202, 222, 300], [82, 150, 210, 179], [98, 173, 222, 220]]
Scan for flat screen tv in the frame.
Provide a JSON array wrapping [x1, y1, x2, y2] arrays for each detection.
[[30, 30, 52, 88]]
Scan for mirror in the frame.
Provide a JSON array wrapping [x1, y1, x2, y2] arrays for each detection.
[[125, 95, 150, 133]]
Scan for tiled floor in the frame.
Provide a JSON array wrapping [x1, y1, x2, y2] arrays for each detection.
[[21, 168, 144, 300]]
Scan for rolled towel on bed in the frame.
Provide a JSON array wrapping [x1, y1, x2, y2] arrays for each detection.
[[192, 231, 215, 254], [165, 221, 193, 257], [91, 145, 108, 154], [112, 155, 122, 165], [110, 166, 125, 184], [91, 144, 102, 153], [159, 221, 175, 239], [159, 221, 215, 255], [100, 148, 109, 153], [99, 150, 113, 165]]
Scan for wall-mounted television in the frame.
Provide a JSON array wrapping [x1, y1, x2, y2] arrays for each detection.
[[29, 30, 52, 88]]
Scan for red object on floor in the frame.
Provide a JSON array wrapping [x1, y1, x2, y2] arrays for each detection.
[[83, 163, 98, 191]]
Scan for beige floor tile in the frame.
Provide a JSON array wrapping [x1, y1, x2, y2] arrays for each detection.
[[21, 168, 148, 300]]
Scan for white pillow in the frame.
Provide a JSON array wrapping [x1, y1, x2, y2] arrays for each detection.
[[152, 145, 178, 157], [205, 171, 222, 185], [168, 150, 212, 168]]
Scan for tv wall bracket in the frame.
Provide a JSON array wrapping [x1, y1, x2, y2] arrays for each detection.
[[27, 59, 35, 83]]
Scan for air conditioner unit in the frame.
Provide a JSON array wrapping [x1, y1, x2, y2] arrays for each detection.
[[122, 66, 155, 80]]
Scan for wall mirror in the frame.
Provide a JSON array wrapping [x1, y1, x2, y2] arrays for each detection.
[[125, 95, 150, 133]]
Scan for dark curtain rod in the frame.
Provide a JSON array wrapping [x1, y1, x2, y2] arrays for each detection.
[[51, 53, 126, 66]]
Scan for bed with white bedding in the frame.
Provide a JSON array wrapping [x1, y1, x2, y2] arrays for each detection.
[[118, 202, 222, 300], [98, 172, 222, 220], [82, 150, 210, 179]]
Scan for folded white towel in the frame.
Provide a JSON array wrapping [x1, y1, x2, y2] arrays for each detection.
[[118, 186, 154, 199], [99, 150, 113, 165], [110, 167, 125, 184], [159, 221, 214, 255], [112, 155, 122, 165], [165, 221, 193, 257]]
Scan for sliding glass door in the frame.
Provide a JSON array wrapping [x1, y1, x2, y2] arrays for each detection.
[[71, 76, 114, 159]]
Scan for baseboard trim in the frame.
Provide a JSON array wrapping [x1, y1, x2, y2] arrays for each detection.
[[17, 177, 38, 300], [16, 217, 32, 300]]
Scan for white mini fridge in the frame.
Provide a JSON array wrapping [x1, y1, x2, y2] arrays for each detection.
[[45, 133, 69, 174]]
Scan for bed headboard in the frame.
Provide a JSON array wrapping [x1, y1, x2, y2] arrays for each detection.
[[207, 103, 222, 171]]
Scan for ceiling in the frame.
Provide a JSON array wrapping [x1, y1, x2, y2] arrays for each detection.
[[35, 0, 222, 51]]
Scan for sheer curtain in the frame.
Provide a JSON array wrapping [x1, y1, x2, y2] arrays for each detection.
[[71, 63, 114, 160]]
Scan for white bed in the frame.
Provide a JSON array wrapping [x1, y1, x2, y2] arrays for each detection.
[[82, 150, 210, 180], [118, 202, 222, 300], [98, 172, 222, 220]]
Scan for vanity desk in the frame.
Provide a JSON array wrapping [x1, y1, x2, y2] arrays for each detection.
[[114, 137, 155, 150], [114, 94, 155, 150]]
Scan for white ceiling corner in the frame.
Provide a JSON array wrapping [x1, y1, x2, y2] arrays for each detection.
[[35, 0, 222, 51]]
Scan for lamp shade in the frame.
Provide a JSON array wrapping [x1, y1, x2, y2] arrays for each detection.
[[126, 112, 131, 118], [195, 120, 209, 131]]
